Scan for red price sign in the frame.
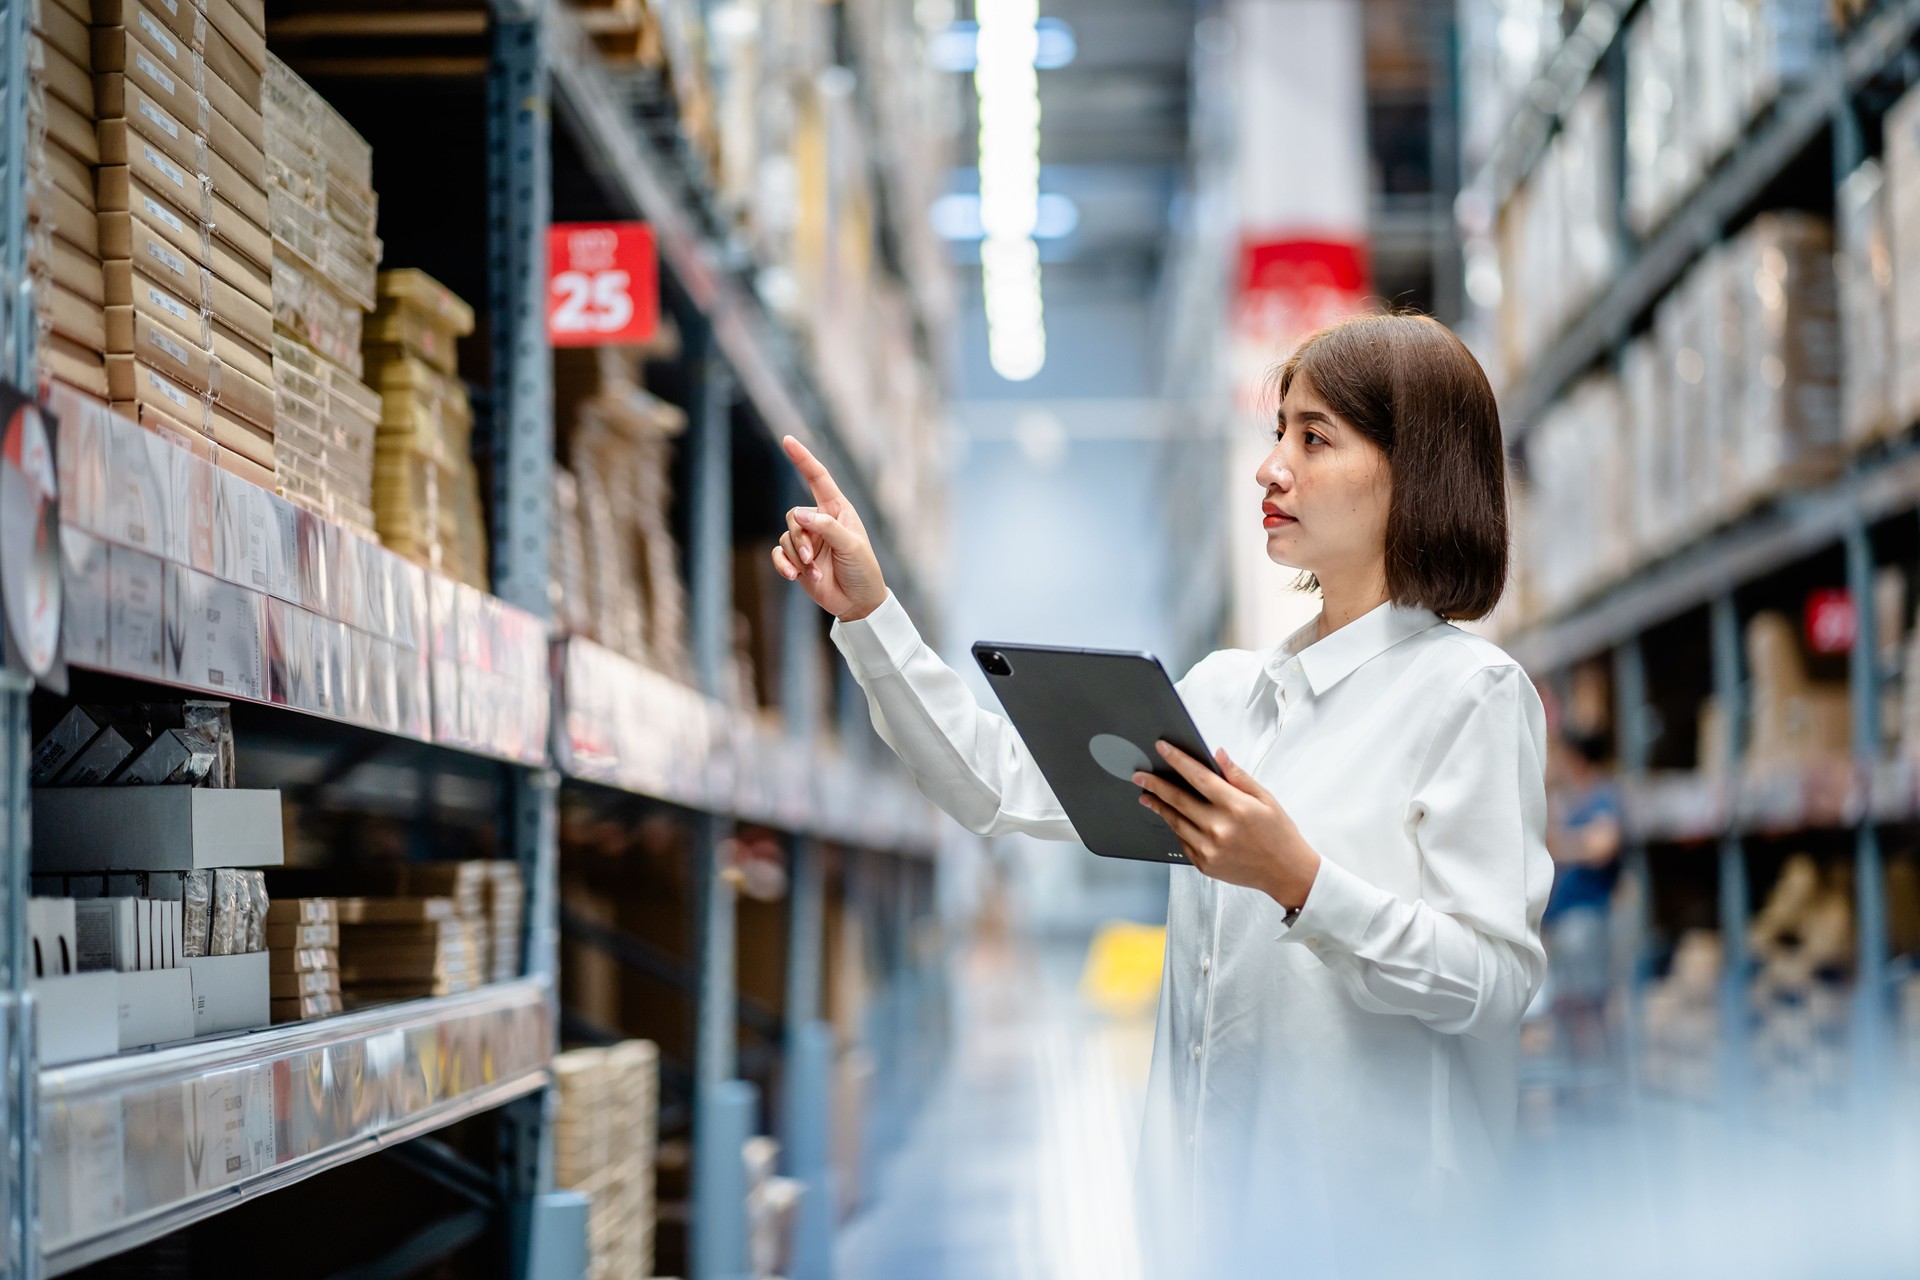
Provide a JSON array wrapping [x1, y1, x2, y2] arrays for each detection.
[[548, 222, 658, 346], [1805, 588, 1856, 655]]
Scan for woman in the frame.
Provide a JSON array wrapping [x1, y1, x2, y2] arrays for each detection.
[[773, 313, 1550, 1274]]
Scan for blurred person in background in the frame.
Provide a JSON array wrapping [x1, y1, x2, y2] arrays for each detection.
[[772, 313, 1550, 1274], [1543, 731, 1623, 1077]]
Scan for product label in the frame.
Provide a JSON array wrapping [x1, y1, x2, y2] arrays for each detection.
[[146, 238, 188, 276], [140, 195, 188, 235], [145, 285, 194, 324], [150, 327, 191, 365], [138, 13, 180, 60], [138, 99, 180, 139], [145, 369, 191, 410], [135, 52, 177, 96], [142, 145, 187, 192], [157, 0, 179, 15]]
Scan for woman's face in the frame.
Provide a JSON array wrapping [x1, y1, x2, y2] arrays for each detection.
[[1256, 376, 1391, 581]]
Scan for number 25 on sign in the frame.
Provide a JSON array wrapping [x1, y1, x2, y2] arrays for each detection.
[[548, 222, 658, 346]]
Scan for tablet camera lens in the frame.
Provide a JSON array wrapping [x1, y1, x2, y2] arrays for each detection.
[[981, 650, 1012, 677]]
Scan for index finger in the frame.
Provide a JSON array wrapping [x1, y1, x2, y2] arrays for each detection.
[[1156, 741, 1233, 803], [781, 435, 846, 509]]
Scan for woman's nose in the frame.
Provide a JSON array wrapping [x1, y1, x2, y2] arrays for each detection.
[[1256, 447, 1293, 490]]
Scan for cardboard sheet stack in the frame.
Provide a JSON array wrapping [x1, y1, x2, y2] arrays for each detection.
[[262, 53, 382, 536], [266, 896, 340, 1022], [553, 1041, 659, 1280], [554, 346, 693, 684], [336, 895, 481, 1003], [28, 0, 107, 397], [1747, 854, 1853, 1107], [365, 268, 488, 590], [88, 0, 278, 485]]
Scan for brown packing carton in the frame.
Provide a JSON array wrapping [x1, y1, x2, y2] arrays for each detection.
[[107, 307, 212, 392], [336, 897, 457, 924], [113, 135, 204, 225], [100, 211, 198, 301], [211, 402, 273, 466], [201, 60, 262, 152], [215, 443, 273, 487], [90, 0, 199, 48], [44, 93, 99, 167], [40, 0, 92, 27], [211, 234, 270, 310], [92, 19, 196, 93], [42, 334, 109, 397], [266, 899, 338, 924], [211, 194, 270, 275], [44, 285, 106, 351], [105, 264, 206, 344], [270, 993, 339, 1021], [264, 921, 339, 950], [211, 353, 273, 427], [106, 355, 205, 426], [36, 0, 91, 68], [203, 0, 265, 74], [267, 947, 335, 973], [34, 183, 100, 256], [35, 139, 96, 214], [208, 155, 267, 236], [212, 323, 271, 390], [201, 25, 262, 107], [47, 236, 105, 304], [93, 43, 197, 124], [269, 969, 340, 998], [205, 101, 266, 191], [96, 170, 207, 269], [96, 87, 201, 180], [212, 277, 270, 348], [119, 401, 217, 462], [226, 0, 262, 37], [40, 42, 94, 117]]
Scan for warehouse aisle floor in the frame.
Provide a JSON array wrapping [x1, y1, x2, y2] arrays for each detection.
[[837, 934, 1156, 1280]]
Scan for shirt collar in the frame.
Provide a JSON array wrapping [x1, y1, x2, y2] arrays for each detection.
[[1244, 600, 1443, 708]]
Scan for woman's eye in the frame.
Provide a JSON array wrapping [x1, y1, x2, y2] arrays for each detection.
[[1304, 431, 1326, 447]]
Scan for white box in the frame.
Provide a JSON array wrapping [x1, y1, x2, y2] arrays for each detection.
[[60, 526, 111, 669], [29, 898, 78, 978], [32, 787, 284, 871], [185, 950, 270, 1036], [73, 897, 137, 971], [117, 966, 194, 1049], [107, 544, 166, 678], [31, 971, 122, 1065]]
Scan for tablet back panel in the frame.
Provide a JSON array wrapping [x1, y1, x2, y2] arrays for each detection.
[[973, 642, 1218, 863]]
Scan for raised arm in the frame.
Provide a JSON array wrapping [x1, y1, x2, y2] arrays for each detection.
[[773, 437, 1077, 840]]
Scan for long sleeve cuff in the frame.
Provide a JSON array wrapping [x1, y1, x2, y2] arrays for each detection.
[[829, 591, 920, 680], [1276, 856, 1386, 953]]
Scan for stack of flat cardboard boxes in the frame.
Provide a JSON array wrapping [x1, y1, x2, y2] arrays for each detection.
[[91, 0, 279, 487], [336, 895, 480, 1003], [262, 53, 381, 537], [366, 268, 488, 590], [553, 1040, 659, 1280], [266, 896, 340, 1022], [30, 0, 108, 398]]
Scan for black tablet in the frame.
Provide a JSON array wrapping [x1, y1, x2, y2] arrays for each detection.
[[973, 640, 1221, 864]]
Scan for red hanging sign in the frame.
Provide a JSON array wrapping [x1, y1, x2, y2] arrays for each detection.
[[548, 222, 659, 346], [1805, 588, 1856, 655]]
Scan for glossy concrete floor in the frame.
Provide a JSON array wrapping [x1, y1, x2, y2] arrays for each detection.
[[837, 934, 1156, 1280]]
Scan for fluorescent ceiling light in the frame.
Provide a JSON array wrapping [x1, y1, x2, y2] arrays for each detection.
[[931, 17, 1076, 72], [975, 0, 1046, 381], [931, 192, 1079, 241]]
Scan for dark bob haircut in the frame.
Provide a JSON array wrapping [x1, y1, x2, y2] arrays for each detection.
[[1274, 313, 1508, 621]]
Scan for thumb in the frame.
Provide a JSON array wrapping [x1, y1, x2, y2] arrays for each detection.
[[797, 509, 864, 556], [1216, 748, 1274, 802]]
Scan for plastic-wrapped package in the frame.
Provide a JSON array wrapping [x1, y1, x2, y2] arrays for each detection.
[[245, 871, 269, 952], [1838, 161, 1896, 446], [210, 869, 244, 957], [183, 870, 213, 959], [182, 702, 237, 788]]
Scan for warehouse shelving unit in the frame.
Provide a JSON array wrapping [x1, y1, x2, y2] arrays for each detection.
[[1479, 0, 1920, 1104], [0, 0, 948, 1275]]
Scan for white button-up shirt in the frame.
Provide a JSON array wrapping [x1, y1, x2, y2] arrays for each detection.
[[832, 593, 1551, 1273]]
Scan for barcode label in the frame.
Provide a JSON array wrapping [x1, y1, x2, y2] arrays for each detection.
[[137, 14, 180, 60], [146, 371, 190, 408], [146, 286, 193, 323], [140, 196, 187, 235], [146, 239, 188, 275], [151, 328, 191, 364], [135, 52, 177, 96], [143, 146, 186, 190], [138, 100, 180, 139]]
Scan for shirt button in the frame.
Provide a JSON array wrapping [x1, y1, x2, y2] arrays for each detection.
[[1306, 936, 1320, 948], [1200, 955, 1211, 974], [1191, 1042, 1202, 1060]]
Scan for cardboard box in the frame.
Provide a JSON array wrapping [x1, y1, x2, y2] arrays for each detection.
[[30, 705, 107, 784], [36, 0, 92, 69], [35, 134, 95, 208], [43, 92, 99, 166], [264, 920, 337, 949], [44, 283, 106, 352], [107, 543, 166, 676], [185, 950, 270, 1035], [61, 526, 111, 668], [118, 966, 194, 1048], [35, 183, 101, 257], [107, 143, 205, 240], [216, 442, 274, 488], [92, 14, 198, 90], [32, 787, 284, 871], [41, 41, 94, 116], [96, 171, 208, 270], [270, 992, 339, 1022], [54, 725, 135, 786], [105, 264, 203, 340], [212, 234, 270, 310], [268, 946, 335, 972], [269, 968, 339, 998], [101, 211, 196, 298], [47, 234, 105, 303], [266, 898, 336, 924], [107, 356, 205, 428], [90, 0, 198, 49], [211, 194, 270, 274], [93, 32, 199, 122], [31, 971, 121, 1065], [202, 58, 261, 152], [107, 306, 208, 392], [42, 334, 110, 398], [203, 24, 262, 105], [211, 403, 273, 468]]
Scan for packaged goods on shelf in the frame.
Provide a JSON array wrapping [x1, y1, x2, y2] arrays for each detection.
[[1642, 928, 1722, 1101], [365, 269, 489, 590], [1747, 854, 1854, 1105], [1838, 161, 1897, 445], [1495, 82, 1616, 377], [266, 898, 339, 1022], [1744, 612, 1850, 770], [29, 699, 235, 788], [263, 54, 384, 532], [25, 0, 108, 397], [745, 1134, 802, 1280], [554, 346, 692, 681], [554, 1040, 659, 1280], [336, 899, 480, 1001], [1622, 0, 1827, 236]]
